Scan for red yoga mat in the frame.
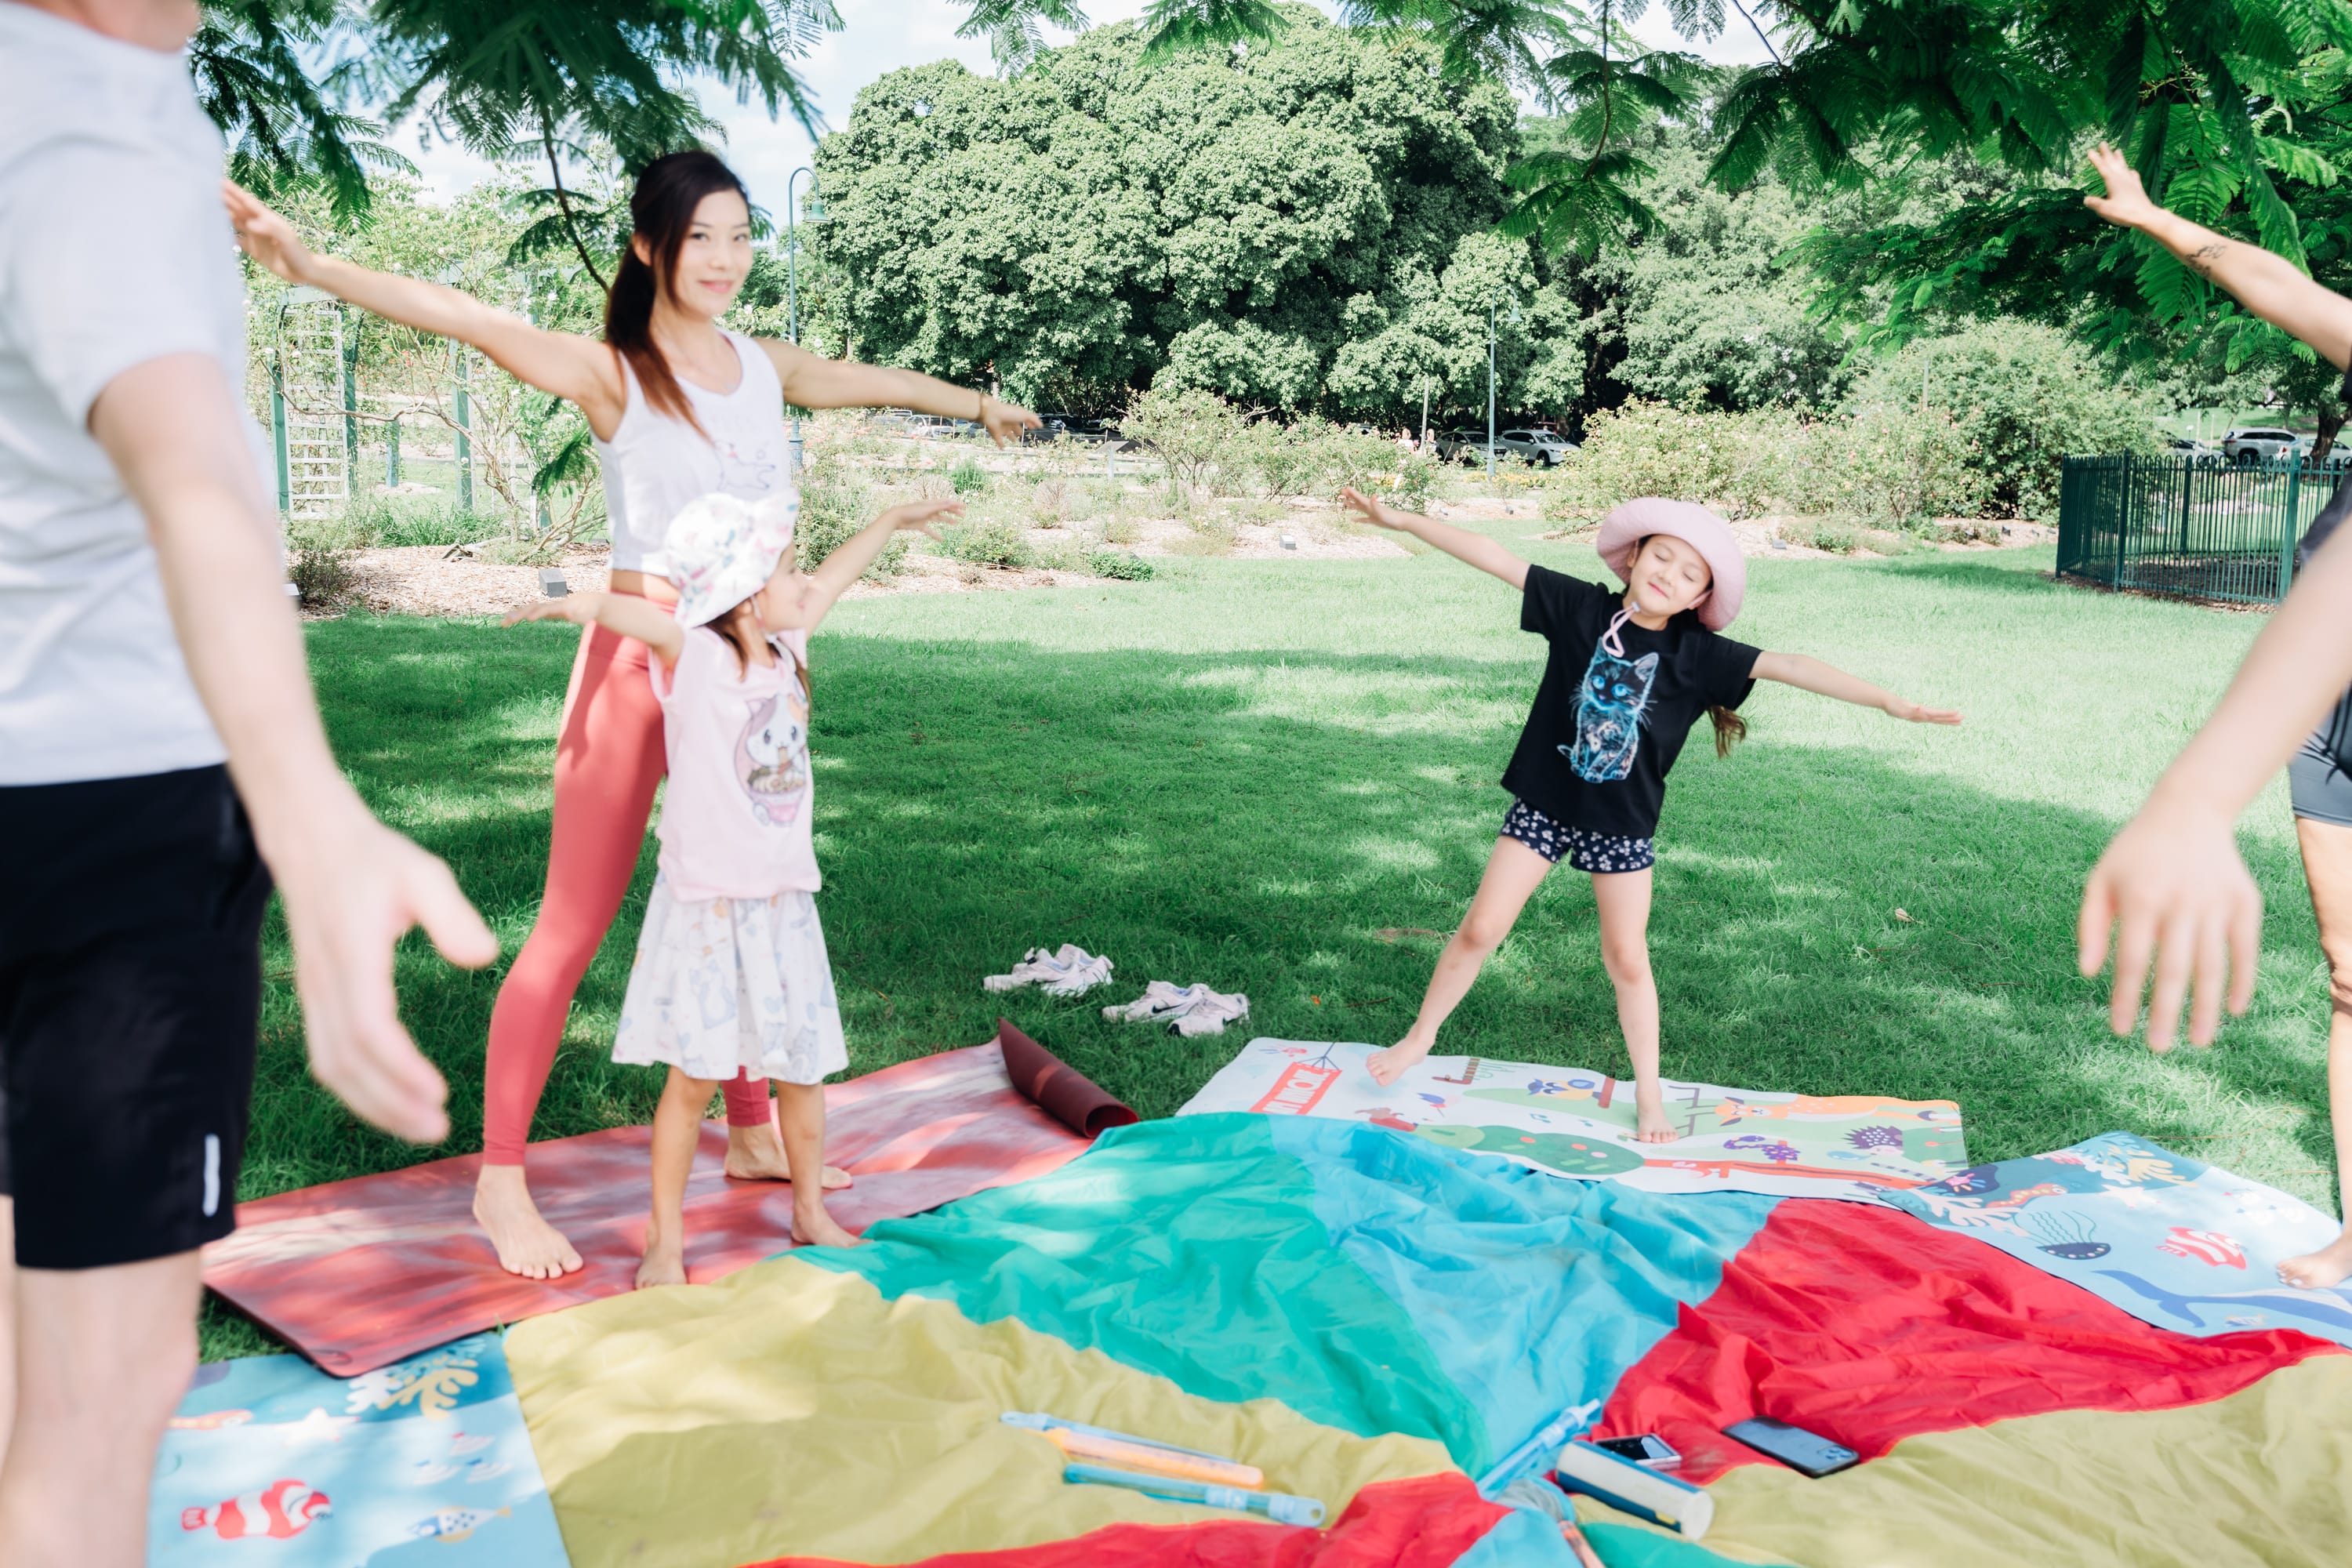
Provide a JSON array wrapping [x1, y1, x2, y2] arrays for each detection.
[[203, 1036, 1131, 1375]]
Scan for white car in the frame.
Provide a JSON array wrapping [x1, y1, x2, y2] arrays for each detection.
[[2220, 426, 2301, 464]]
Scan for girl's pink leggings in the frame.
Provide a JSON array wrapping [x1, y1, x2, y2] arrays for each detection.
[[481, 589, 771, 1166]]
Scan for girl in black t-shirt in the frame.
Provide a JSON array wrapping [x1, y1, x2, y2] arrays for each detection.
[[1341, 490, 1962, 1142]]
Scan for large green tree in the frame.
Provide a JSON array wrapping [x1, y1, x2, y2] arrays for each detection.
[[805, 12, 1537, 418]]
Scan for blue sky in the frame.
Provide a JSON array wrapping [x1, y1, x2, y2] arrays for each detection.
[[399, 1, 1771, 222]]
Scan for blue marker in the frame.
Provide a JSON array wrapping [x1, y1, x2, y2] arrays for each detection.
[[1475, 1399, 1601, 1497], [1062, 1462, 1326, 1526]]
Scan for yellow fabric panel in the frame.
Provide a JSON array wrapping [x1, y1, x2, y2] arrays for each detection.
[[506, 1255, 1457, 1568], [1577, 1355, 2352, 1568]]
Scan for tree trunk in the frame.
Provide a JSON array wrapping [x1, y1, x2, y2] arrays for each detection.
[[2314, 401, 2347, 463]]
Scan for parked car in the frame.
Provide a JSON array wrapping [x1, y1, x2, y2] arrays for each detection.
[[1437, 426, 1577, 466], [1023, 413, 1112, 444], [2221, 426, 2301, 464], [2165, 436, 2226, 469]]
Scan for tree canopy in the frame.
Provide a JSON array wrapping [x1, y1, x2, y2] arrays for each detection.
[[805, 12, 1532, 417]]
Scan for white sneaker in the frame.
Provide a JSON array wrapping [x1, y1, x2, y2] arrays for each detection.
[[984, 944, 1114, 996]]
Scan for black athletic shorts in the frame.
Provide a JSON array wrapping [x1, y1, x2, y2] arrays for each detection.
[[0, 765, 269, 1269]]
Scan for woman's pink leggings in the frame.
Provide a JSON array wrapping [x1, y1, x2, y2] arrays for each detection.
[[481, 590, 771, 1166]]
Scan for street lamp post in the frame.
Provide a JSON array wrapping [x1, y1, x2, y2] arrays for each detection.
[[1486, 289, 1500, 488], [786, 166, 829, 474]]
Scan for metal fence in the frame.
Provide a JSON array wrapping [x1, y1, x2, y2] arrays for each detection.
[[2057, 453, 2345, 604]]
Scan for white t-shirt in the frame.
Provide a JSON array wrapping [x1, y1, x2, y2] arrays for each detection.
[[0, 5, 268, 785], [595, 328, 794, 575]]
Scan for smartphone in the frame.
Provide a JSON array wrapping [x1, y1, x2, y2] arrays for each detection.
[[1590, 1433, 1681, 1471], [1722, 1417, 1858, 1478]]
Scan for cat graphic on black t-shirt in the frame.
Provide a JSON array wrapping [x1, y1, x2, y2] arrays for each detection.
[[1564, 645, 1659, 783]]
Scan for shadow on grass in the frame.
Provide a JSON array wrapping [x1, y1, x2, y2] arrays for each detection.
[[252, 612, 2330, 1177], [201, 606, 2333, 1357]]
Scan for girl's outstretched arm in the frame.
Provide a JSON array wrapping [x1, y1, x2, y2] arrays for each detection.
[[1340, 488, 1529, 589], [224, 181, 626, 434], [2084, 144, 2352, 368], [767, 499, 964, 633], [755, 342, 1041, 446], [506, 591, 684, 670], [1752, 652, 1962, 725]]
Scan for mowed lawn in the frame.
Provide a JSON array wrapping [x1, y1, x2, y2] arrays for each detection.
[[203, 526, 2337, 1356]]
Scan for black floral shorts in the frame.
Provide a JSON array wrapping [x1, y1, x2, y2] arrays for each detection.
[[1501, 799, 1655, 874]]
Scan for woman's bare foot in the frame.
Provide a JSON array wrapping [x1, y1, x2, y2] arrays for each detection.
[[474, 1164, 585, 1279], [1633, 1091, 1679, 1145], [2278, 1229, 2352, 1290], [1368, 1036, 1434, 1087], [792, 1202, 862, 1249], [635, 1225, 688, 1289], [723, 1123, 851, 1189]]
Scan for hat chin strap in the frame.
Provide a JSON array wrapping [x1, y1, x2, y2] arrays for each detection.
[[1599, 605, 1635, 657]]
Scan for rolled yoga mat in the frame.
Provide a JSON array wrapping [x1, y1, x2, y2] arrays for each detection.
[[202, 1040, 1103, 1375], [996, 1017, 1138, 1137]]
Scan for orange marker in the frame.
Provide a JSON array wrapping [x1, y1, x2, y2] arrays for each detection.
[[1044, 1427, 1264, 1489]]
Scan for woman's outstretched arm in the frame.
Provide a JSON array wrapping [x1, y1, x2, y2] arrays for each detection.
[[2085, 144, 2352, 368], [755, 341, 1040, 445], [224, 181, 626, 433], [1339, 487, 1530, 589], [1751, 652, 1962, 724], [2081, 523, 2352, 1050]]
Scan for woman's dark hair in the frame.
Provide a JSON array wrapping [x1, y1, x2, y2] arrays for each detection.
[[604, 150, 750, 438]]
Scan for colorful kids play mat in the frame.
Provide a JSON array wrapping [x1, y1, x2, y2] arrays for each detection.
[[180, 1040, 2352, 1567], [1178, 1039, 1966, 1197]]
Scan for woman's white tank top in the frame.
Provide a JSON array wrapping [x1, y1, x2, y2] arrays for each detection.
[[595, 328, 793, 575]]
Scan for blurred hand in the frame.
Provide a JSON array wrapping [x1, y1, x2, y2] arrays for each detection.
[[2083, 144, 2164, 232], [272, 808, 499, 1142], [879, 499, 964, 539], [222, 180, 320, 285], [503, 593, 602, 629], [1339, 486, 1406, 530], [2078, 800, 2263, 1051], [1886, 698, 1965, 726], [978, 396, 1041, 448]]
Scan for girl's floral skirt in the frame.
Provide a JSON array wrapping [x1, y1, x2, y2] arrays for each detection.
[[613, 876, 847, 1085]]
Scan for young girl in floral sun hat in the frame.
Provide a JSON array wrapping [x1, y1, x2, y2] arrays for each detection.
[[1339, 489, 1962, 1142], [507, 488, 958, 1284]]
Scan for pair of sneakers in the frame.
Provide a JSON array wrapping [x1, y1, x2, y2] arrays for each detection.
[[983, 944, 1115, 997], [1101, 981, 1251, 1038]]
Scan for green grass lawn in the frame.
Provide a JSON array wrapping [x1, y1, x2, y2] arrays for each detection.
[[202, 529, 2338, 1357]]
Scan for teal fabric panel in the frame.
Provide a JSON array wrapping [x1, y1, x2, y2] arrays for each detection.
[[1273, 1116, 1778, 1472]]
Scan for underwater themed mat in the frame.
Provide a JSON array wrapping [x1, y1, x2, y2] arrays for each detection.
[[1178, 1038, 1965, 1199], [152, 1332, 568, 1566], [1877, 1131, 2352, 1348]]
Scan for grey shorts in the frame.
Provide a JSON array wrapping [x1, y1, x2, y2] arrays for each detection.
[[2291, 739, 2352, 830]]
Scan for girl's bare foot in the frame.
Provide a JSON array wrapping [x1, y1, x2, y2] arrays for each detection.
[[1633, 1092, 1679, 1145], [792, 1203, 862, 1249], [2278, 1229, 2352, 1290], [635, 1225, 688, 1289], [474, 1164, 585, 1280], [1368, 1037, 1434, 1087], [724, 1123, 851, 1189]]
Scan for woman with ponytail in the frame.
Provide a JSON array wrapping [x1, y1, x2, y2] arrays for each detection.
[[225, 153, 1038, 1278]]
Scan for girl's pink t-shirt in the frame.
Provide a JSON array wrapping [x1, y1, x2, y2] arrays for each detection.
[[648, 625, 818, 900]]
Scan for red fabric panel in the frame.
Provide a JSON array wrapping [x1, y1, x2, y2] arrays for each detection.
[[1595, 1199, 2342, 1482], [750, 1472, 1508, 1568], [201, 1044, 1087, 1374]]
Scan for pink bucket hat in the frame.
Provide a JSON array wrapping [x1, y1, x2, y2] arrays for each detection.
[[1594, 498, 1746, 630]]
